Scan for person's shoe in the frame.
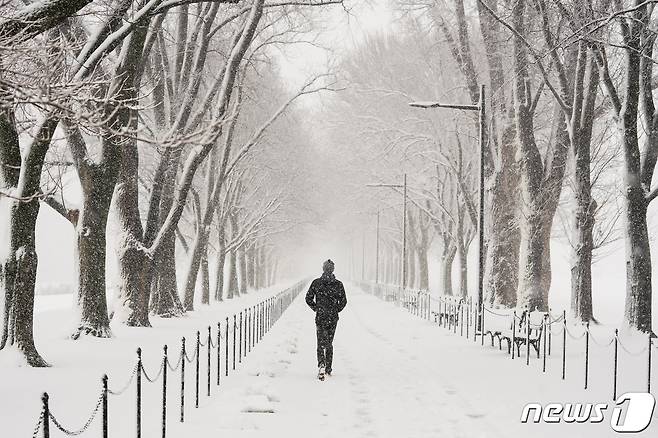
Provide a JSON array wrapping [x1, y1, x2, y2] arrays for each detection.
[[318, 366, 326, 381]]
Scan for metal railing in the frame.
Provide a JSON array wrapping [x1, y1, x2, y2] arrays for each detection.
[[32, 280, 307, 438]]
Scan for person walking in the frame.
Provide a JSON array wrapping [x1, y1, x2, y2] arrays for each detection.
[[305, 259, 347, 380]]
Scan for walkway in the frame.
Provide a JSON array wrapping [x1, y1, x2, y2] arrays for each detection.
[[167, 285, 648, 438]]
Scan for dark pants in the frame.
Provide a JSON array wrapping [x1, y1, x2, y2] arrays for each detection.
[[316, 318, 338, 372]]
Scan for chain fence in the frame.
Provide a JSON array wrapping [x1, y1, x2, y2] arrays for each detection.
[[31, 279, 308, 438], [356, 279, 656, 401]]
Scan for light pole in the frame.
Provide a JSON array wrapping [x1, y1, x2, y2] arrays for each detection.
[[366, 174, 408, 289], [375, 210, 380, 284], [409, 84, 486, 332]]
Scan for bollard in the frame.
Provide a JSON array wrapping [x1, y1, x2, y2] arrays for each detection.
[[453, 303, 457, 334], [244, 309, 248, 354], [512, 312, 516, 359], [239, 312, 243, 364], [542, 317, 547, 373], [526, 313, 530, 366], [102, 375, 108, 438], [225, 318, 229, 377], [648, 334, 653, 393], [195, 332, 200, 408], [180, 338, 185, 422], [585, 322, 590, 389], [481, 303, 485, 346], [136, 348, 142, 438], [42, 393, 50, 438], [207, 327, 211, 397], [233, 315, 236, 371], [162, 346, 168, 438], [248, 308, 252, 353], [562, 311, 566, 380], [613, 329, 618, 400], [261, 302, 264, 340], [466, 299, 470, 339], [460, 304, 464, 337], [252, 305, 256, 349], [217, 323, 221, 386], [548, 315, 552, 356]]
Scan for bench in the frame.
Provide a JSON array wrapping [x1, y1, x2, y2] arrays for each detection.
[[481, 309, 546, 357], [431, 298, 464, 326]]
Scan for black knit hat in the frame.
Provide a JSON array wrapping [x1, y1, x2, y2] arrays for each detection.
[[322, 259, 335, 274]]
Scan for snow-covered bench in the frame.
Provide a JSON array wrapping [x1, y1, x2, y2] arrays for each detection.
[[482, 308, 546, 356], [431, 297, 464, 326]]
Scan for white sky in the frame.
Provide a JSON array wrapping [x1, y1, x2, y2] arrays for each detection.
[[275, 0, 394, 87]]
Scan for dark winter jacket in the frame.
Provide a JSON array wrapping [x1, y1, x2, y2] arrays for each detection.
[[305, 273, 347, 324]]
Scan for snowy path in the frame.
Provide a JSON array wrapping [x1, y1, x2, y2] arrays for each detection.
[[167, 284, 656, 438]]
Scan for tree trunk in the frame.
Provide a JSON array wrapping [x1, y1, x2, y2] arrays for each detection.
[[72, 175, 114, 339], [570, 198, 595, 321], [457, 241, 468, 298], [621, 108, 652, 331], [114, 142, 152, 327], [214, 238, 226, 301], [0, 199, 49, 366], [200, 248, 210, 305], [570, 122, 596, 321], [150, 231, 183, 317], [247, 243, 255, 289], [0, 115, 57, 367], [483, 154, 520, 307], [417, 246, 429, 290], [238, 244, 248, 295], [149, 158, 184, 317], [227, 250, 238, 299], [442, 246, 456, 296], [182, 232, 210, 311]]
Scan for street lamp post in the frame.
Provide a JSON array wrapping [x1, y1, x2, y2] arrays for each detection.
[[409, 84, 486, 332], [375, 210, 380, 284], [366, 174, 408, 289]]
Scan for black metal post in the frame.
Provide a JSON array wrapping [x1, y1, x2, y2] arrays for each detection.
[[42, 393, 50, 438], [233, 314, 236, 370], [477, 84, 486, 333], [526, 314, 530, 366], [137, 347, 142, 438], [102, 375, 108, 438], [562, 311, 566, 380], [195, 331, 200, 408], [613, 329, 618, 400], [542, 317, 547, 373], [480, 303, 484, 346], [162, 345, 167, 438], [207, 326, 211, 397], [512, 312, 516, 360], [648, 334, 652, 393], [180, 338, 185, 422], [225, 318, 229, 377], [248, 307, 252, 353], [585, 322, 590, 389], [217, 323, 221, 386], [239, 312, 243, 363]]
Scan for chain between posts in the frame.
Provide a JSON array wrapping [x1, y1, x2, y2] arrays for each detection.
[[47, 390, 103, 436], [30, 280, 309, 438]]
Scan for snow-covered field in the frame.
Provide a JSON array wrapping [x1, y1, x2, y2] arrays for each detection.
[[2, 282, 656, 437]]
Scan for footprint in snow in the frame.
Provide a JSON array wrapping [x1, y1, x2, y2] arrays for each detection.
[[465, 412, 486, 419]]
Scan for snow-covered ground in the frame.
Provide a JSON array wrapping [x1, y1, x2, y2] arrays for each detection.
[[0, 280, 299, 437], [153, 285, 658, 438], [2, 282, 656, 437]]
